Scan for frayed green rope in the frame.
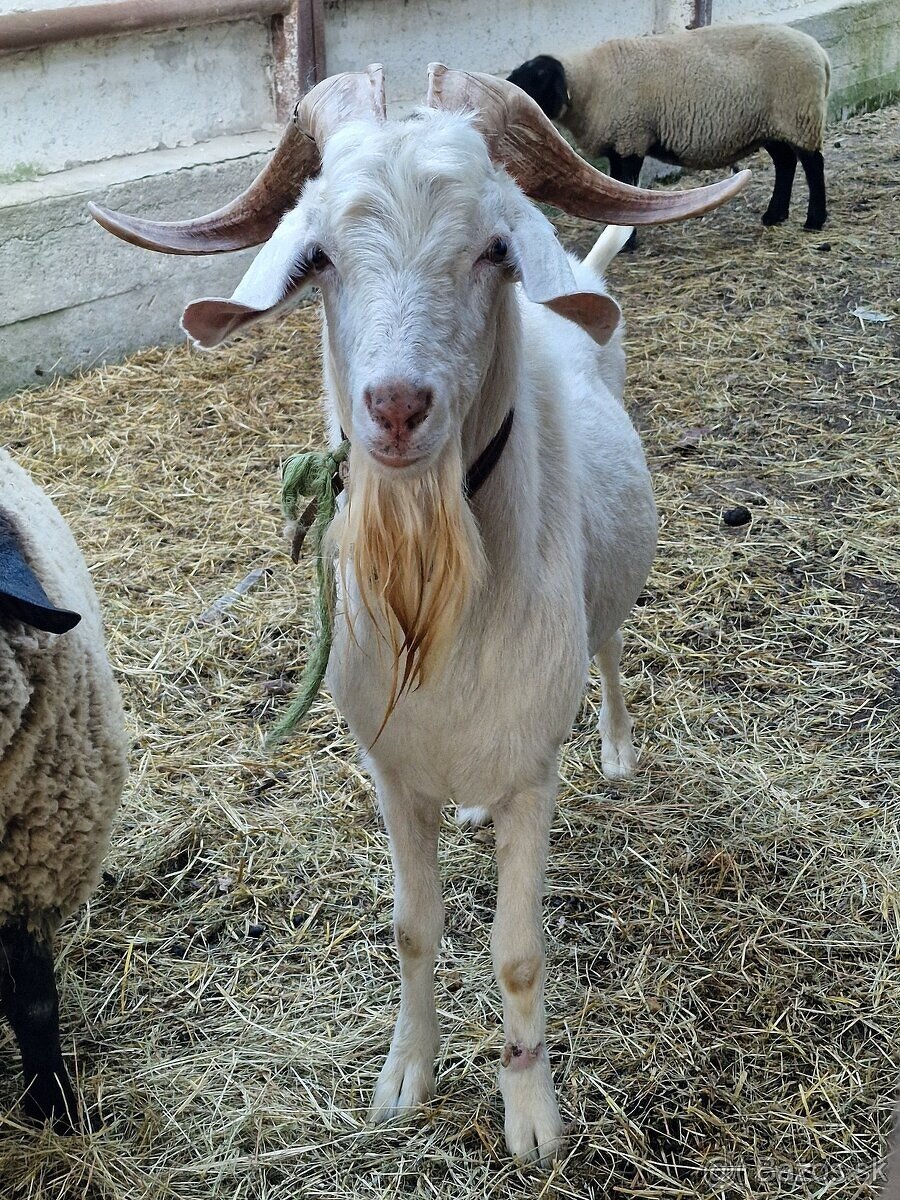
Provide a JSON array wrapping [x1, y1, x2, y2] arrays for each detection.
[[266, 439, 349, 748]]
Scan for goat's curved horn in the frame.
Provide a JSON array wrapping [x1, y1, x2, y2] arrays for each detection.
[[426, 63, 749, 225], [89, 64, 387, 255]]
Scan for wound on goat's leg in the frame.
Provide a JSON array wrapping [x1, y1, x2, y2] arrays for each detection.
[[492, 790, 564, 1159], [501, 1041, 545, 1071]]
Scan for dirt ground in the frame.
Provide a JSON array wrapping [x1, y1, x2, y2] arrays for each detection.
[[0, 104, 898, 1199]]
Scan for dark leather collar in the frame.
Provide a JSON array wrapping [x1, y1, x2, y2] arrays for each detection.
[[464, 408, 514, 498]]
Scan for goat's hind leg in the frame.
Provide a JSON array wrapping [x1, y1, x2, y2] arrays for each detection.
[[369, 776, 443, 1124], [0, 915, 80, 1132], [595, 629, 637, 780], [493, 784, 563, 1164]]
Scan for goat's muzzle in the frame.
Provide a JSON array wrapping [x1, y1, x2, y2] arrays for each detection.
[[364, 379, 435, 467]]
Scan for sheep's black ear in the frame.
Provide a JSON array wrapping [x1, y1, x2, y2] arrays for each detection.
[[0, 518, 81, 634], [507, 55, 569, 121]]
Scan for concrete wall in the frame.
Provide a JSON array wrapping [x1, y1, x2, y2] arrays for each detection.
[[1, 23, 276, 178], [717, 0, 817, 19], [792, 0, 900, 116], [0, 1, 113, 11], [1, 0, 899, 396], [0, 136, 271, 392], [1, 6, 281, 395]]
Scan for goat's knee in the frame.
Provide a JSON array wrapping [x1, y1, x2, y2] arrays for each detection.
[[500, 955, 541, 997], [393, 888, 443, 955], [394, 922, 435, 959]]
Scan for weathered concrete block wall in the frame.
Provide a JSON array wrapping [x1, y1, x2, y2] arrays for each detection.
[[2, 23, 275, 178], [324, 0, 658, 110], [1, 0, 898, 397], [1, 4, 281, 396], [793, 0, 900, 116], [0, 138, 271, 391], [716, 0, 900, 116]]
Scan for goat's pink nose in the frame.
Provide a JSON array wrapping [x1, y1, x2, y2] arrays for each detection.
[[364, 380, 433, 438]]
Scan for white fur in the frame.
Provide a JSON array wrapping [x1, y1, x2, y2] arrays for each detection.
[[197, 112, 656, 1164]]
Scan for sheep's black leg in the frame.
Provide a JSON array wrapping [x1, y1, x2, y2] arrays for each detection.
[[606, 152, 644, 250], [797, 148, 827, 230], [762, 141, 797, 225], [0, 917, 79, 1131], [613, 153, 644, 188]]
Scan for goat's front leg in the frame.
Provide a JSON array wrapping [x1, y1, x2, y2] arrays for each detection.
[[369, 776, 443, 1124], [492, 786, 563, 1164]]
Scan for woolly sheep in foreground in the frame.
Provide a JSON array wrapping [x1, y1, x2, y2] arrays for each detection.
[[508, 23, 830, 231], [89, 65, 747, 1163], [0, 448, 128, 1130]]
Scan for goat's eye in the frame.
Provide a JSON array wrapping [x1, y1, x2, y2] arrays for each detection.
[[482, 237, 509, 265], [307, 246, 331, 272]]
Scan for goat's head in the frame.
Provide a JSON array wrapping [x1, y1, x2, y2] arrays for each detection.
[[265, 111, 542, 470], [90, 65, 748, 700]]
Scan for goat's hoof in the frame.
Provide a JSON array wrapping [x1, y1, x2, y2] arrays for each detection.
[[761, 209, 789, 226], [368, 1050, 435, 1125], [500, 1059, 563, 1167], [601, 751, 636, 781], [599, 724, 637, 781], [804, 214, 827, 231]]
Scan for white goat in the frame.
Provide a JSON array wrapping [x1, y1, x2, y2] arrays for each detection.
[[90, 65, 747, 1163]]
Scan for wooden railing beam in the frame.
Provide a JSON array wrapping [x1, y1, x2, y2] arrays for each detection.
[[0, 0, 291, 56]]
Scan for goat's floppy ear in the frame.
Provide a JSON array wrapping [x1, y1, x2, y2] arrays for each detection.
[[181, 299, 273, 349], [181, 214, 317, 348], [508, 202, 621, 346]]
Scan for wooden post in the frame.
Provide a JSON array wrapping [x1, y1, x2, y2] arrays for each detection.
[[689, 0, 713, 28], [654, 0, 712, 34], [272, 0, 325, 121], [298, 0, 325, 88]]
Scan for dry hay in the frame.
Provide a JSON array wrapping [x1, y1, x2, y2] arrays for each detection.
[[0, 104, 898, 1200]]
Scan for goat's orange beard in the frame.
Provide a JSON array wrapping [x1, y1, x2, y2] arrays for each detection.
[[328, 444, 485, 731]]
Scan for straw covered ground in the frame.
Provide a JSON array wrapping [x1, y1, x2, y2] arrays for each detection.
[[1, 104, 898, 1199]]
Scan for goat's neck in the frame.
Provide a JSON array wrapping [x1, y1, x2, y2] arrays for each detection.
[[461, 288, 521, 471], [461, 290, 538, 576]]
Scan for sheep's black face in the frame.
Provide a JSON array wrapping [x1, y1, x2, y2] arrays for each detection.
[[507, 55, 569, 122]]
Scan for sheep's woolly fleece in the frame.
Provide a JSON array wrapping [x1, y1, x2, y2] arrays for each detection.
[[0, 449, 128, 924], [0, 103, 897, 1200], [562, 23, 830, 164]]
